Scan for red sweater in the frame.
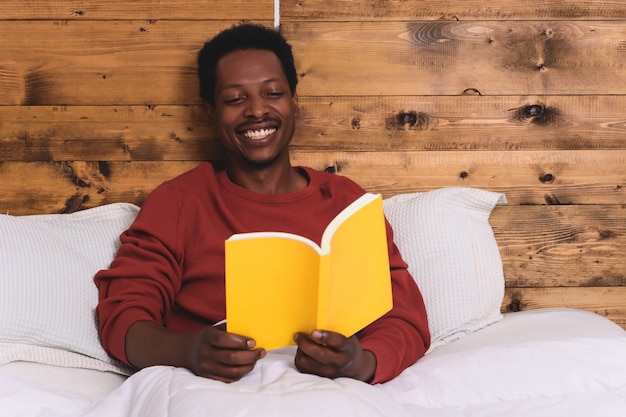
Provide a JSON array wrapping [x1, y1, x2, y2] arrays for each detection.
[[95, 163, 429, 383]]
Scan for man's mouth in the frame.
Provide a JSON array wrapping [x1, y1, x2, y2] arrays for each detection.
[[242, 128, 277, 140]]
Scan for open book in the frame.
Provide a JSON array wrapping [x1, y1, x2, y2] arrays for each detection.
[[224, 193, 393, 350]]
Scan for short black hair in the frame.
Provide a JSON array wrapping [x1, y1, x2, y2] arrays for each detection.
[[197, 23, 298, 106]]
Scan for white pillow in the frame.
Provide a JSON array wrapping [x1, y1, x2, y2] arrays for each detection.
[[383, 187, 507, 352], [0, 203, 139, 374]]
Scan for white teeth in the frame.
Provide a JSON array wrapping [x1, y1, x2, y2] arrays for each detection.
[[243, 128, 276, 140]]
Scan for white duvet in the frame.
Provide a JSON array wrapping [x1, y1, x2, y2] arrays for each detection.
[[3, 309, 626, 417]]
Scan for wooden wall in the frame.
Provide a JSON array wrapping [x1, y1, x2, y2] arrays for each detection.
[[1, 1, 624, 327]]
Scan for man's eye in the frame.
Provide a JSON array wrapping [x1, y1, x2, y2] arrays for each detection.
[[224, 97, 244, 105], [266, 91, 284, 98]]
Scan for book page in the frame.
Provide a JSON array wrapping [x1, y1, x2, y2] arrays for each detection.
[[318, 194, 393, 336], [225, 235, 321, 350]]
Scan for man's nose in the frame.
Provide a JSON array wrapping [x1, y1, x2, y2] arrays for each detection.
[[245, 95, 269, 118]]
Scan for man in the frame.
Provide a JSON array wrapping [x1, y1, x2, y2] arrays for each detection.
[[95, 23, 429, 384]]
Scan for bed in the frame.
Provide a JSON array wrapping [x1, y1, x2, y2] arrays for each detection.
[[2, 187, 626, 416]]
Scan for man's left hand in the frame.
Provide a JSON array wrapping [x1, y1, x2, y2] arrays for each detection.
[[293, 330, 376, 382]]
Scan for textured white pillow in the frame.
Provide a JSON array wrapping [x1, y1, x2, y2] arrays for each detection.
[[383, 187, 507, 352], [0, 203, 139, 374]]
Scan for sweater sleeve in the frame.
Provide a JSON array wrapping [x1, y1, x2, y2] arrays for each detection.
[[94, 185, 183, 365], [358, 219, 430, 384]]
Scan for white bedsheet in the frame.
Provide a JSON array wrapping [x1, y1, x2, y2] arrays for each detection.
[[0, 363, 125, 417], [2, 308, 626, 417]]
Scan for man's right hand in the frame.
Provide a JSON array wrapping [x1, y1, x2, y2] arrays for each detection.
[[125, 320, 266, 383], [186, 325, 266, 382]]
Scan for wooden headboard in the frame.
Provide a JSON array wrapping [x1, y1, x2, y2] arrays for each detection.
[[1, 1, 624, 328]]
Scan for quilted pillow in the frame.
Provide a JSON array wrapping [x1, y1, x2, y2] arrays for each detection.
[[0, 203, 139, 374], [383, 187, 507, 352]]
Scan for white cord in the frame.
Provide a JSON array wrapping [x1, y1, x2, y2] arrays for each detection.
[[274, 0, 280, 29]]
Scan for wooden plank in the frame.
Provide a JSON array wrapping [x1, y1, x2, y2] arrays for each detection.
[[0, 150, 624, 207], [0, 161, 201, 214], [0, 0, 273, 20], [0, 20, 273, 105], [2, 97, 625, 161], [289, 150, 625, 205], [281, 21, 626, 96], [492, 205, 625, 288], [0, 105, 220, 161], [291, 95, 626, 151], [282, 0, 626, 21], [502, 287, 626, 329]]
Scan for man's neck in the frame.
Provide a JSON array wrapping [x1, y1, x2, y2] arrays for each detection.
[[226, 163, 308, 195]]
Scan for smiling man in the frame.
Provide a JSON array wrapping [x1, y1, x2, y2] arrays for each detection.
[[95, 23, 430, 385]]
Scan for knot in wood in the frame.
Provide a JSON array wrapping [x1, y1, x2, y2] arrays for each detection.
[[598, 230, 617, 239], [397, 112, 417, 128], [508, 299, 522, 312], [526, 105, 544, 118], [539, 173, 555, 184]]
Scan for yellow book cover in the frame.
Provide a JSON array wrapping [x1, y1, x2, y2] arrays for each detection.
[[224, 193, 393, 350]]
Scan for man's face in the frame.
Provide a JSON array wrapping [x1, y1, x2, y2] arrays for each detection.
[[207, 48, 299, 169]]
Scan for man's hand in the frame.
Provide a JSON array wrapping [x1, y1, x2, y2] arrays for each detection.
[[293, 330, 376, 382], [126, 321, 266, 383], [186, 325, 266, 383]]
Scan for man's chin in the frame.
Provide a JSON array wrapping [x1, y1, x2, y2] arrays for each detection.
[[243, 154, 281, 170]]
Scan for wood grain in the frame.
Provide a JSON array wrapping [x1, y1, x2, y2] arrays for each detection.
[[282, 1, 626, 21], [292, 95, 626, 151], [503, 287, 626, 328], [289, 150, 625, 204], [1, 149, 624, 206], [491, 205, 625, 287], [282, 21, 626, 96], [0, 20, 273, 105], [0, 105, 219, 161], [0, 0, 273, 20]]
